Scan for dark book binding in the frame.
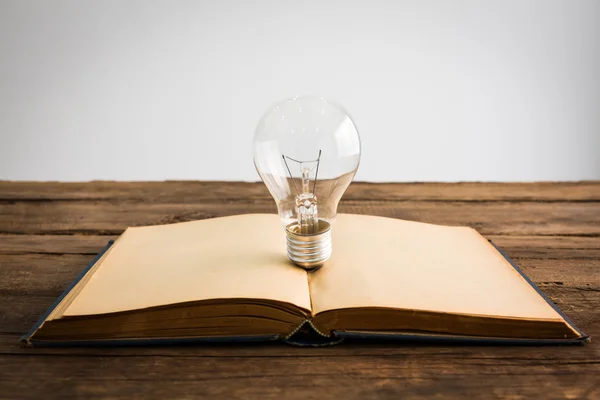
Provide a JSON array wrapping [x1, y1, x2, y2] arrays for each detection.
[[21, 240, 589, 347]]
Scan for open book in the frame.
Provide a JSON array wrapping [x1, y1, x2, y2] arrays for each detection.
[[22, 214, 588, 346]]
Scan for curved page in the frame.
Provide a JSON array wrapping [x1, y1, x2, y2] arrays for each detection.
[[309, 214, 562, 321], [63, 214, 311, 317]]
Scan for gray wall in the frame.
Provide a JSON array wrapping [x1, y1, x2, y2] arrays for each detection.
[[1, 0, 599, 181]]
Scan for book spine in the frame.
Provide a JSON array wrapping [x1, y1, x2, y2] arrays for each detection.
[[284, 319, 330, 340], [282, 319, 344, 347]]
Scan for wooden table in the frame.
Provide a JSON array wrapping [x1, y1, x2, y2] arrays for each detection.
[[1, 181, 599, 399]]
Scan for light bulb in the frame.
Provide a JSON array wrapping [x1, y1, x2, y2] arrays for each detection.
[[253, 96, 361, 270]]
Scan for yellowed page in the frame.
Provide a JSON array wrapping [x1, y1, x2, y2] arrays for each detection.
[[309, 214, 562, 321], [63, 214, 310, 317], [47, 238, 118, 320]]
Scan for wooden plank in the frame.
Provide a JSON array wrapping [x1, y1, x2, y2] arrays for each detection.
[[2, 234, 598, 259], [487, 235, 600, 259], [0, 352, 598, 400], [0, 254, 96, 297], [519, 259, 600, 289], [1, 200, 599, 236], [1, 181, 599, 202], [0, 235, 117, 255], [1, 295, 53, 335]]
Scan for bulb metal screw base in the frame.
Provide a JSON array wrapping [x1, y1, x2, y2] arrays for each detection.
[[285, 220, 332, 271]]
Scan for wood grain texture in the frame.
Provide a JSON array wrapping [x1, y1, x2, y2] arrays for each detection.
[[2, 200, 600, 236], [2, 181, 599, 201], [0, 181, 599, 399], [1, 353, 599, 400]]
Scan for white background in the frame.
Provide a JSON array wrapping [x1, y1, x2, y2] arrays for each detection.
[[1, 0, 599, 182]]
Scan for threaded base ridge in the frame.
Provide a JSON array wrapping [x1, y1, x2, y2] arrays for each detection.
[[285, 220, 332, 270]]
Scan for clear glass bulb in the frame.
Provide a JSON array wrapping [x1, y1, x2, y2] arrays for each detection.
[[253, 96, 361, 269]]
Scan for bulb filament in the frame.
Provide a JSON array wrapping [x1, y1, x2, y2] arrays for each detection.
[[282, 150, 322, 234]]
